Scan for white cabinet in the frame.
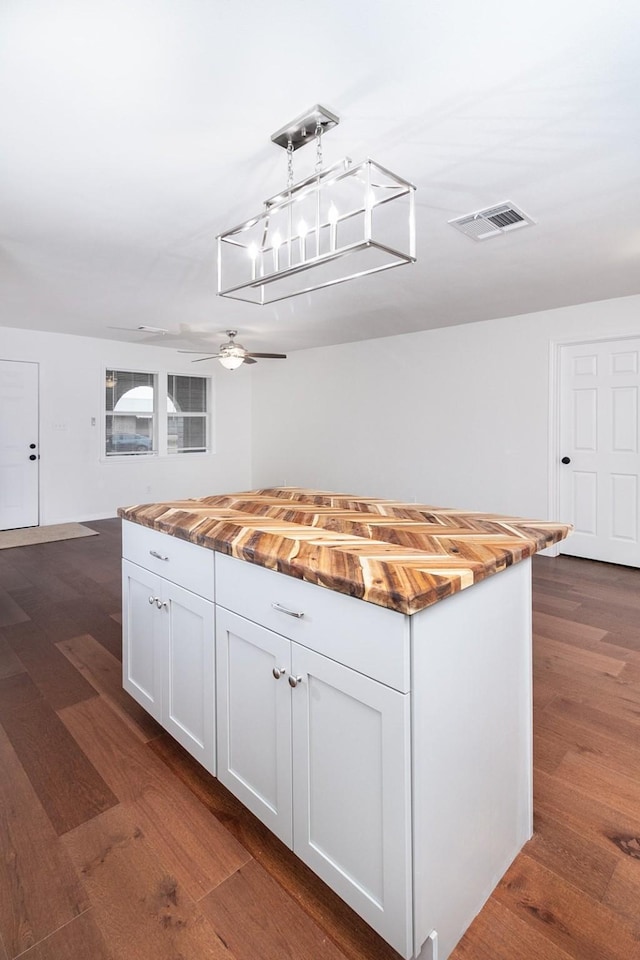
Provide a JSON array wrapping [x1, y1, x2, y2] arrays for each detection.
[[215, 608, 293, 842], [215, 561, 412, 958], [122, 523, 216, 775], [291, 643, 412, 955], [122, 559, 163, 722]]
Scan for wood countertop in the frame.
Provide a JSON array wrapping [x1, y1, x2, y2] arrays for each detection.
[[118, 488, 572, 615]]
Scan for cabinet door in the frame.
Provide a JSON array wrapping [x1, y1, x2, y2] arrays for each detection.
[[122, 559, 163, 722], [216, 608, 293, 846], [164, 581, 216, 775], [291, 645, 413, 958]]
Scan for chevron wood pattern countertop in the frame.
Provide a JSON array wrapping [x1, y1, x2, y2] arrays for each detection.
[[118, 488, 572, 615]]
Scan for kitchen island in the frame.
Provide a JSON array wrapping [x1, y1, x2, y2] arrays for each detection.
[[118, 488, 571, 960]]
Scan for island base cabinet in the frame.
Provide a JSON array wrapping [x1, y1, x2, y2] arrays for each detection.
[[123, 559, 215, 774], [216, 606, 413, 959]]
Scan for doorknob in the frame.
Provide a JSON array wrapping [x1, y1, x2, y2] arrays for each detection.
[[561, 456, 571, 465]]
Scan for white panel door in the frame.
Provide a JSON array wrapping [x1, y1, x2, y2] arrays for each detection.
[[216, 607, 293, 845], [291, 644, 413, 958], [559, 338, 640, 565], [164, 581, 215, 775], [0, 359, 39, 530]]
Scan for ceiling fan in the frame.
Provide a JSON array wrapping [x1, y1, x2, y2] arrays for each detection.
[[180, 330, 287, 370]]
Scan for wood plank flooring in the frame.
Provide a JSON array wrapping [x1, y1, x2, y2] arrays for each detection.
[[0, 519, 639, 960]]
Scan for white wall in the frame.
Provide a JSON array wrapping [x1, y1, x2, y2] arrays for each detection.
[[251, 294, 640, 520], [1, 326, 252, 524]]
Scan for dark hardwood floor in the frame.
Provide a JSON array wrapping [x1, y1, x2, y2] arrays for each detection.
[[1, 520, 639, 960]]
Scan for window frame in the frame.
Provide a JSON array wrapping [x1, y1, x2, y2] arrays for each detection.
[[102, 367, 213, 461]]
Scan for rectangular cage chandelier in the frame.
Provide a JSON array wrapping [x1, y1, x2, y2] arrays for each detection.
[[216, 105, 416, 305]]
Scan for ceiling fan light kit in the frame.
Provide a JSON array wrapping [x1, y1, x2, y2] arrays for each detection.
[[181, 330, 287, 370], [216, 105, 416, 305]]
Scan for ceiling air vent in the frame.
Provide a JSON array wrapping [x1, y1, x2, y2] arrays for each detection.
[[449, 202, 535, 241]]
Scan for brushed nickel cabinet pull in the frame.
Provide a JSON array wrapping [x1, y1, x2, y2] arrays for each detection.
[[271, 602, 304, 619], [149, 550, 169, 561]]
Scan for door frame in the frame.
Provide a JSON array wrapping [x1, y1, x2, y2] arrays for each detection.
[[548, 332, 640, 558]]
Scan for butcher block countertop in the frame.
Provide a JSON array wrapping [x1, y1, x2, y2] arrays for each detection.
[[118, 488, 572, 615]]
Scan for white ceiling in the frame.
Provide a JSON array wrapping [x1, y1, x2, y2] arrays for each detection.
[[1, 0, 639, 356]]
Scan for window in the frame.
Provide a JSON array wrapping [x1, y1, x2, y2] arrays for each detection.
[[167, 375, 208, 454], [105, 371, 155, 456], [104, 370, 210, 457]]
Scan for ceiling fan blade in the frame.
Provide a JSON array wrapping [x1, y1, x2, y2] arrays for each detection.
[[246, 352, 287, 359], [190, 355, 220, 362], [243, 356, 258, 365]]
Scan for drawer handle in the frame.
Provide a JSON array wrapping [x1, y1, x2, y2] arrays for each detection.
[[288, 675, 302, 688], [271, 602, 304, 619], [149, 550, 169, 561], [272, 667, 287, 680]]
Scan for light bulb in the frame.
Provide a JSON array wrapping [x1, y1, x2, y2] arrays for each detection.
[[219, 355, 244, 371], [297, 219, 308, 262], [271, 232, 282, 270], [328, 204, 338, 250], [247, 242, 259, 280]]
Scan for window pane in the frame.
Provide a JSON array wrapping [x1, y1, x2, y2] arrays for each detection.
[[106, 415, 154, 455], [168, 416, 207, 453], [105, 370, 156, 456], [168, 375, 207, 413], [167, 375, 208, 454], [106, 370, 155, 413]]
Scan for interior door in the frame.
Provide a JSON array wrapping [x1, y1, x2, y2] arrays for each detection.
[[559, 338, 640, 566], [0, 359, 39, 530]]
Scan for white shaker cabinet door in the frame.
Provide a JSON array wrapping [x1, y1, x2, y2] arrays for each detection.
[[122, 559, 163, 723], [216, 607, 293, 845], [123, 559, 215, 774], [290, 644, 413, 959], [164, 580, 215, 775]]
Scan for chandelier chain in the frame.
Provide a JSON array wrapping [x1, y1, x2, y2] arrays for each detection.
[[315, 118, 323, 173], [287, 137, 294, 190]]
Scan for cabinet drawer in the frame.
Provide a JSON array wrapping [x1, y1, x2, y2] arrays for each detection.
[[122, 520, 215, 601], [215, 553, 409, 692]]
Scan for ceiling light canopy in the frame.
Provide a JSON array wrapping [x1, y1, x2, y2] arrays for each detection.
[[217, 105, 416, 305]]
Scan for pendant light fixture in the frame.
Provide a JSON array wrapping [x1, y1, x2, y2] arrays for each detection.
[[216, 105, 416, 305]]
